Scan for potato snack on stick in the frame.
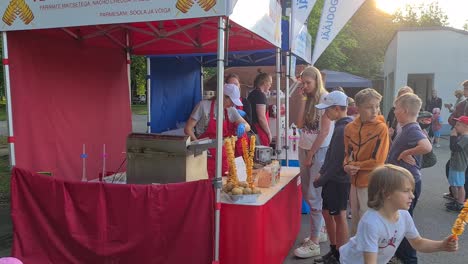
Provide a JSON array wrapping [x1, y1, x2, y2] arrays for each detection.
[[451, 200, 468, 239], [224, 137, 238, 187]]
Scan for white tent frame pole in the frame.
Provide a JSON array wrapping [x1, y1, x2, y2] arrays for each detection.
[[2, 32, 15, 166], [213, 16, 226, 263], [146, 57, 152, 133], [285, 51, 290, 164], [275, 47, 281, 157], [126, 31, 132, 107]]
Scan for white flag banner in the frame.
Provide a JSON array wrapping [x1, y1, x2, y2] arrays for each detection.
[[312, 0, 365, 64], [291, 0, 317, 42]]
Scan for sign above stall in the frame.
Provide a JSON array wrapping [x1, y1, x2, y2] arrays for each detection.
[[0, 0, 228, 31], [228, 0, 282, 48]]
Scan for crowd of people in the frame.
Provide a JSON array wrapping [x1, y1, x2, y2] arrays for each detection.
[[292, 68, 467, 264], [183, 66, 468, 264]]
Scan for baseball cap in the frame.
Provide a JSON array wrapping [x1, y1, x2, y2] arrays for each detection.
[[454, 116, 468, 125], [224, 83, 243, 106], [315, 91, 348, 109]]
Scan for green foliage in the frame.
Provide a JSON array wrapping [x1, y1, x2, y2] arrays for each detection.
[[307, 0, 449, 80], [464, 21, 468, 31], [131, 104, 148, 115], [0, 103, 5, 122], [131, 55, 147, 96], [393, 2, 448, 27]]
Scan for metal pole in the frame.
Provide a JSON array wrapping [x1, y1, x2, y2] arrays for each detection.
[[214, 16, 226, 263], [2, 32, 15, 166], [126, 31, 132, 108], [275, 47, 281, 157], [146, 57, 152, 133], [285, 52, 290, 165]]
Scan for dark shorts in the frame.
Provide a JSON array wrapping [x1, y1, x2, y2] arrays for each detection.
[[322, 181, 350, 215]]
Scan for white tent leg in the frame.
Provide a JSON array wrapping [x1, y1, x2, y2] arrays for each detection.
[[146, 57, 152, 133], [126, 31, 132, 108], [2, 32, 15, 166], [214, 16, 226, 263], [275, 47, 281, 157], [285, 51, 291, 164]]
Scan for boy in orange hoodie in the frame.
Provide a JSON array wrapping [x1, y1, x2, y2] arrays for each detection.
[[344, 88, 390, 236]]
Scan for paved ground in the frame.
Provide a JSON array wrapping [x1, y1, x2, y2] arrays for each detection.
[[0, 121, 466, 262]]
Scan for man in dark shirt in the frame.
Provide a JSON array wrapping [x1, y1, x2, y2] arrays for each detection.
[[425, 89, 442, 113]]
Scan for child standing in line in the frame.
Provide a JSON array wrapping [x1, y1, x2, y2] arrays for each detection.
[[339, 165, 458, 264], [313, 91, 353, 264], [446, 116, 468, 212], [432, 108, 443, 147], [387, 93, 432, 263], [344, 88, 390, 236]]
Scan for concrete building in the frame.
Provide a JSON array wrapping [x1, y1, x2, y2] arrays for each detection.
[[384, 27, 468, 132]]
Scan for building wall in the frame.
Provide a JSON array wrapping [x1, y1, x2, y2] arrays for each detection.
[[383, 35, 398, 116], [384, 29, 468, 133]]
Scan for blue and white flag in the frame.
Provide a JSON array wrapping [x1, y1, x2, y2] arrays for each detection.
[[291, 0, 317, 43], [312, 0, 365, 64]]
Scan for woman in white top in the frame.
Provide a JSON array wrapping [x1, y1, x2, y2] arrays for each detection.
[[294, 66, 334, 259]]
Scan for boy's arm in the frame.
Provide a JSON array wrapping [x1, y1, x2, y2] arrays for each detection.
[[408, 236, 458, 253], [449, 131, 463, 152], [399, 138, 432, 159], [363, 252, 378, 264], [348, 125, 390, 172]]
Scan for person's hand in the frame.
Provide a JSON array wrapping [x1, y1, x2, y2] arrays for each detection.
[[442, 235, 458, 252], [304, 151, 315, 167], [236, 123, 246, 138], [398, 150, 416, 165], [268, 133, 273, 143], [344, 165, 360, 176], [313, 175, 321, 188], [237, 109, 247, 117], [444, 103, 452, 109], [388, 127, 395, 138], [451, 128, 458, 136]]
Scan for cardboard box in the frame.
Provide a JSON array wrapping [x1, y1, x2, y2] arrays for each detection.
[[126, 133, 209, 184]]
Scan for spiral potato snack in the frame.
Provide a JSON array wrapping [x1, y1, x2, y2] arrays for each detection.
[[451, 200, 468, 239], [241, 137, 255, 189], [225, 137, 238, 187], [197, 0, 216, 11], [17, 0, 34, 25], [175, 0, 195, 13], [2, 0, 17, 26], [2, 0, 34, 26]]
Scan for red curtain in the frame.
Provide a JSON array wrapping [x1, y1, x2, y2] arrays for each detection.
[[7, 31, 132, 181], [11, 167, 214, 264]]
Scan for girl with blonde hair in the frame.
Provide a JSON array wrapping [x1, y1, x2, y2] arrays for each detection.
[[294, 66, 334, 258]]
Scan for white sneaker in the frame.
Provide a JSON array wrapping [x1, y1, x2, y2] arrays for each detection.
[[319, 231, 328, 243], [294, 240, 320, 258]]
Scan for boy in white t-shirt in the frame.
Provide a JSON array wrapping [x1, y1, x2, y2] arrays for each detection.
[[340, 165, 458, 264]]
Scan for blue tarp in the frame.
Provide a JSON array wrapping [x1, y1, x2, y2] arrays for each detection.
[[322, 70, 372, 89], [150, 57, 202, 133]]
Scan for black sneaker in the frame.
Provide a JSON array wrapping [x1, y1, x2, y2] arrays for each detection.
[[445, 201, 456, 206], [446, 202, 463, 212], [443, 193, 455, 201], [314, 250, 334, 263], [323, 255, 340, 264]]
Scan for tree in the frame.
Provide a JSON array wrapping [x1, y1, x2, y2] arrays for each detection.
[[463, 20, 468, 31], [393, 2, 448, 27], [130, 55, 147, 97]]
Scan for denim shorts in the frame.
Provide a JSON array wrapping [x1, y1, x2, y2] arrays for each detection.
[[449, 169, 465, 187]]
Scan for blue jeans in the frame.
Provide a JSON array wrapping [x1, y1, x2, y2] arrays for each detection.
[[395, 180, 422, 264]]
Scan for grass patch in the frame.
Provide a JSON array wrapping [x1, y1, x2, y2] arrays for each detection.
[[0, 155, 9, 197], [132, 104, 148, 115], [0, 103, 5, 122]]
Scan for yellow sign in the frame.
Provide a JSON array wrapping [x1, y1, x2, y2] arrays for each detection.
[[2, 0, 34, 26], [175, 0, 216, 13]]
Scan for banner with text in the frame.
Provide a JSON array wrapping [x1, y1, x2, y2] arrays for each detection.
[[312, 0, 365, 64], [0, 0, 228, 31], [291, 26, 312, 64], [229, 0, 282, 48], [291, 0, 317, 45]]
